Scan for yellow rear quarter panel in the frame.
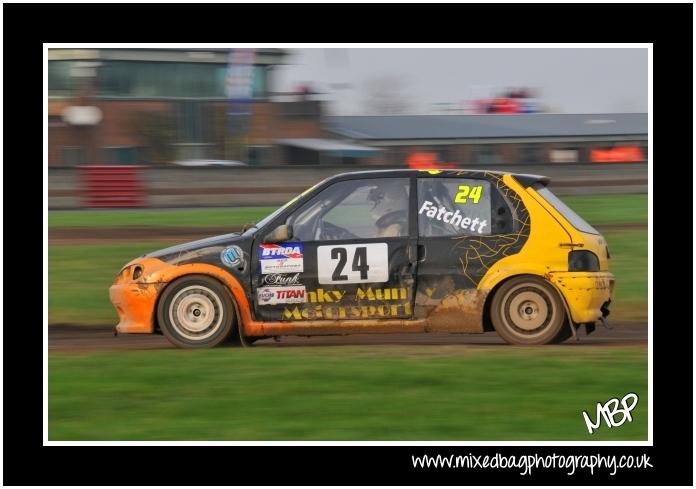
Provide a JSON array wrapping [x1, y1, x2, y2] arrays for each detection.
[[479, 175, 614, 325]]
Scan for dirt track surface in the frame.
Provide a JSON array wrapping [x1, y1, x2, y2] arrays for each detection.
[[49, 323, 648, 352]]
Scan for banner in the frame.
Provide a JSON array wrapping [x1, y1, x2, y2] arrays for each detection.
[[225, 49, 256, 156], [225, 48, 256, 104]]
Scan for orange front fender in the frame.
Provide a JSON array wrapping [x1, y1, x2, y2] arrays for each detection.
[[112, 257, 263, 336]]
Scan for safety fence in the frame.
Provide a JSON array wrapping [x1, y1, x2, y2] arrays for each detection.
[[48, 163, 648, 209]]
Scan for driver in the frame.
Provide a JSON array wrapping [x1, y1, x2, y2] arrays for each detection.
[[368, 180, 409, 237]]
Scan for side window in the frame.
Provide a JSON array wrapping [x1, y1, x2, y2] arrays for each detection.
[[417, 178, 495, 237], [288, 178, 410, 241]]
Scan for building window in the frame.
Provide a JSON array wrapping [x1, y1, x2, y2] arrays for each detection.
[[96, 61, 268, 99], [389, 147, 410, 166], [60, 146, 86, 166], [549, 147, 581, 164], [248, 145, 272, 166], [48, 61, 74, 96], [176, 101, 206, 142], [48, 115, 66, 127], [438, 147, 452, 163], [474, 145, 502, 165], [172, 143, 214, 161], [103, 146, 141, 165], [422, 147, 451, 163], [518, 144, 545, 164]]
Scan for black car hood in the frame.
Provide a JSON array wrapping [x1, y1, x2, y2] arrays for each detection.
[[146, 232, 245, 265]]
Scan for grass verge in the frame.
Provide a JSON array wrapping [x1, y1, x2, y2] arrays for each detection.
[[49, 345, 648, 441], [48, 194, 647, 228]]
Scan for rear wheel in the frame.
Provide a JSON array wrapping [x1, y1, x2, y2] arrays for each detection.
[[157, 275, 236, 348], [490, 276, 568, 345]]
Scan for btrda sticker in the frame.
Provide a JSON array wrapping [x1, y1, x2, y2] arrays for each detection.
[[259, 243, 304, 273]]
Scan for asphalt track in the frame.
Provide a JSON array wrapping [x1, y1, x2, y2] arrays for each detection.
[[48, 323, 647, 352]]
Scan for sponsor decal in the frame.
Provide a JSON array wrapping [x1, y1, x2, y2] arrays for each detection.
[[220, 245, 244, 268], [282, 302, 412, 320], [259, 288, 274, 302], [418, 200, 489, 234], [257, 286, 307, 305], [261, 273, 301, 286], [303, 287, 407, 303], [259, 242, 304, 274], [317, 243, 388, 284], [280, 286, 411, 320], [454, 184, 484, 204]]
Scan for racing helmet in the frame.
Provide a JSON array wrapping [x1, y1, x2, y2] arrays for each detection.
[[368, 180, 408, 228]]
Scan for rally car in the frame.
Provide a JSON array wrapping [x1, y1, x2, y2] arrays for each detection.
[[109, 169, 615, 348]]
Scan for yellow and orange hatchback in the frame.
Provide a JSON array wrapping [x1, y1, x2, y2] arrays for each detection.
[[110, 170, 615, 348]]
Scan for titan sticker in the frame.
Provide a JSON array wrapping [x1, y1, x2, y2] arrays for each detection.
[[257, 286, 307, 305]]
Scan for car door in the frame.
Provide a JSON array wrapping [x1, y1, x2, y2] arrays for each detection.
[[414, 175, 518, 330], [251, 177, 417, 323]]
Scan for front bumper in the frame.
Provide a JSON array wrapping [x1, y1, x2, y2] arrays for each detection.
[[548, 272, 615, 324], [109, 282, 163, 334]]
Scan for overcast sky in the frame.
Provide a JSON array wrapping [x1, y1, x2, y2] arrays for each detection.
[[273, 48, 648, 115]]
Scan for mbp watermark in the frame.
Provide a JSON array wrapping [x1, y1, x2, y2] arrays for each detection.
[[582, 392, 639, 435]]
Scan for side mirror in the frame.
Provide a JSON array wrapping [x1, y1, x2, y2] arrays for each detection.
[[264, 224, 293, 243]]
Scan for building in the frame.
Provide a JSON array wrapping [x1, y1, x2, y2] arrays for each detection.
[[48, 49, 648, 167], [325, 113, 648, 166], [47, 48, 354, 166]]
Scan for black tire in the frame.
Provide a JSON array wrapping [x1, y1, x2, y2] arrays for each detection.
[[239, 336, 263, 347], [550, 322, 574, 344], [157, 275, 236, 348], [490, 275, 568, 345]]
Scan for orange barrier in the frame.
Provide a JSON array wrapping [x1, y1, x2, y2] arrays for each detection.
[[80, 165, 146, 208], [590, 146, 645, 163], [406, 152, 457, 169]]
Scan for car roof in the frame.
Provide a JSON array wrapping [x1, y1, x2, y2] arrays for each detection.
[[323, 169, 550, 187]]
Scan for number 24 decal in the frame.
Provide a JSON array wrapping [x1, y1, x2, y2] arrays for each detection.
[[317, 243, 388, 284], [331, 247, 369, 281], [454, 185, 483, 204]]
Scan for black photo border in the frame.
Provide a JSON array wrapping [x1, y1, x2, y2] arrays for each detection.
[[4, 2, 692, 486]]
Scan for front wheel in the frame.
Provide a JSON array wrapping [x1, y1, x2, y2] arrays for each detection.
[[490, 276, 569, 345], [157, 275, 236, 348]]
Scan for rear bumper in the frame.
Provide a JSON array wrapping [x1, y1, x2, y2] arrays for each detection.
[[548, 272, 615, 324], [109, 282, 163, 334]]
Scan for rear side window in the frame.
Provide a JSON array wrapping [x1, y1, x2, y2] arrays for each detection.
[[417, 178, 493, 236], [533, 185, 599, 235]]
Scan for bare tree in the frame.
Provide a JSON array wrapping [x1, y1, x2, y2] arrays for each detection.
[[362, 75, 413, 115]]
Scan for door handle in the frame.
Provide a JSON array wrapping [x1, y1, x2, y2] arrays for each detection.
[[417, 244, 426, 262]]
